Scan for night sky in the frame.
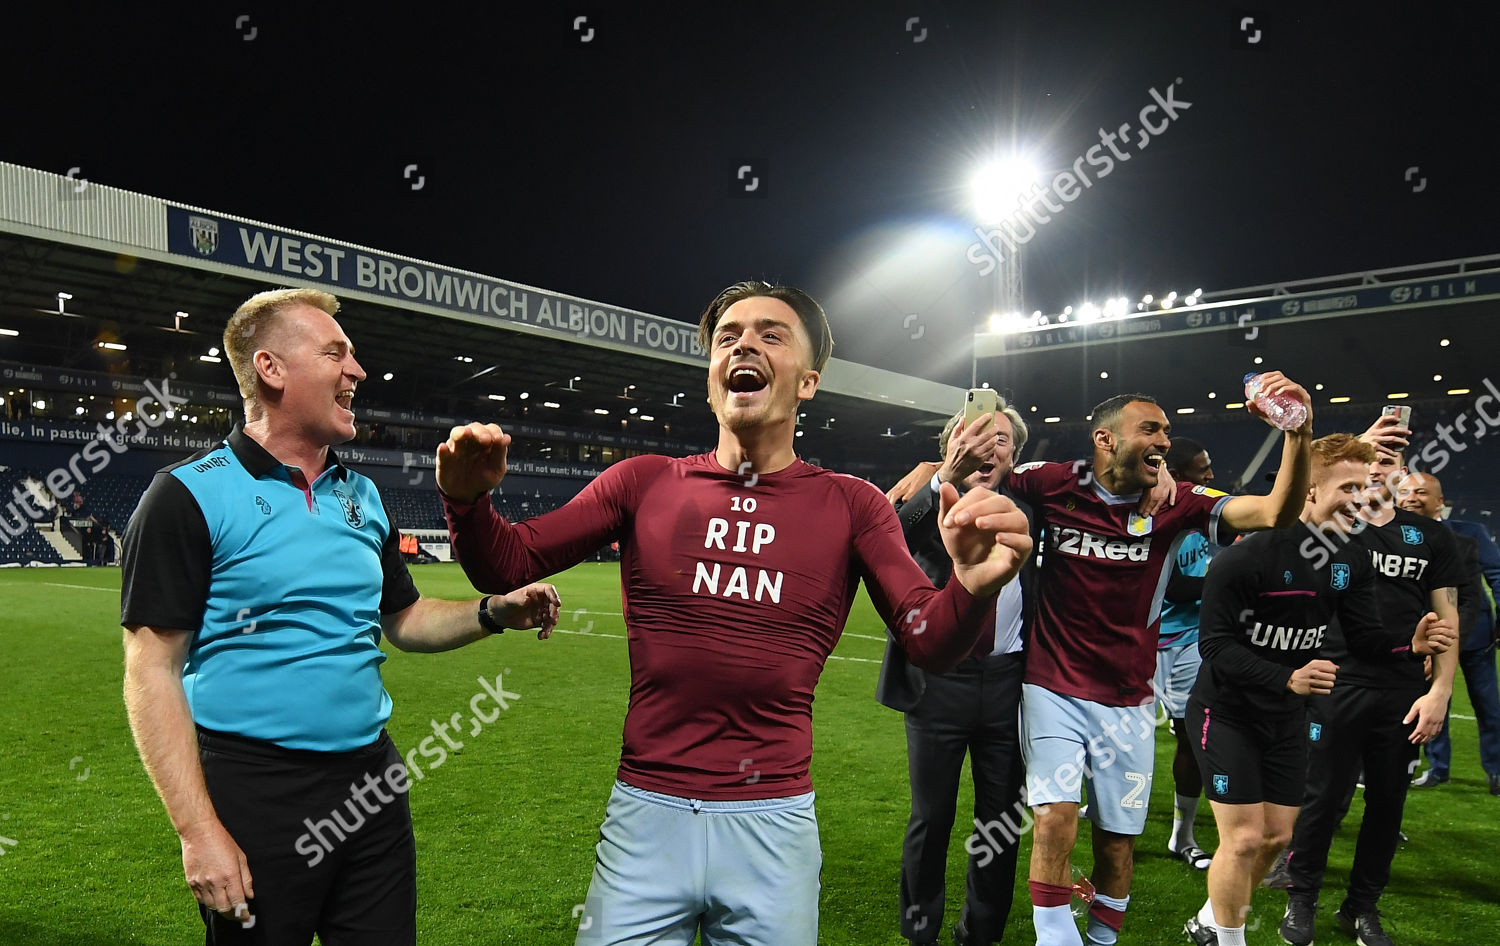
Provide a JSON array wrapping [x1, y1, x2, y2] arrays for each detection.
[[4, 1, 1496, 388]]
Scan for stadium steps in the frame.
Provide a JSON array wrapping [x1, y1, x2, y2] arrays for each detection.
[[16, 476, 85, 561], [40, 527, 81, 562]]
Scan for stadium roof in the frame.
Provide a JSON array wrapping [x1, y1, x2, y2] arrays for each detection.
[[974, 255, 1500, 425], [0, 163, 962, 461], [4, 157, 1499, 459]]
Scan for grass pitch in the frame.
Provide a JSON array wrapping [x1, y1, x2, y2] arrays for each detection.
[[0, 564, 1495, 944]]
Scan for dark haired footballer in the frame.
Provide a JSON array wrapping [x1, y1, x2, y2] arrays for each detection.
[[882, 380, 1316, 946], [1004, 381, 1313, 946], [437, 281, 1033, 946]]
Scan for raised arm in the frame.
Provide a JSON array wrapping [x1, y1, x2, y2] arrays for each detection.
[[1221, 373, 1314, 531], [436, 422, 513, 504], [1358, 413, 1411, 465], [123, 625, 254, 923], [856, 482, 1031, 673], [886, 461, 939, 506], [438, 424, 636, 590]]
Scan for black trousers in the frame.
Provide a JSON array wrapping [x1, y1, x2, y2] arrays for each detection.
[[197, 728, 417, 946], [899, 652, 1026, 944], [1285, 683, 1423, 914]]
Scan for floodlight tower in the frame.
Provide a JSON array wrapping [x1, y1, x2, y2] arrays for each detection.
[[969, 155, 1039, 384]]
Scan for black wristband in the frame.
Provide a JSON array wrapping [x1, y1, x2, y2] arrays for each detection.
[[477, 595, 505, 635]]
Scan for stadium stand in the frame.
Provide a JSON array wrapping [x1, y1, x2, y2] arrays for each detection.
[[0, 475, 574, 557], [377, 486, 446, 531], [0, 470, 66, 565], [75, 474, 152, 536]]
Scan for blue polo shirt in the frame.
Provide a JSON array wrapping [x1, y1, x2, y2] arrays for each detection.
[[121, 428, 420, 751], [1158, 530, 1215, 649]]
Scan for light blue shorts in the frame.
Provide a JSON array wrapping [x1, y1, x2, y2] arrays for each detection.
[[574, 780, 822, 946], [1154, 641, 1203, 719], [1020, 684, 1158, 835]]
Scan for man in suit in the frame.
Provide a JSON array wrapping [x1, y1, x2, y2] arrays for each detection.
[[1397, 472, 1500, 795], [878, 397, 1037, 946]]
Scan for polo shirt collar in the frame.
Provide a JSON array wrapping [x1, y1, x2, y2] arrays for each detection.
[[227, 427, 349, 481]]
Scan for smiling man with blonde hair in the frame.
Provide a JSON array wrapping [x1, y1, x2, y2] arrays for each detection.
[[122, 287, 559, 945]]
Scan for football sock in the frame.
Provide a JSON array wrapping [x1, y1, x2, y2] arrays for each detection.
[[1215, 924, 1247, 946], [1170, 793, 1200, 851], [1029, 882, 1083, 946], [1197, 898, 1217, 928], [1084, 893, 1128, 946]]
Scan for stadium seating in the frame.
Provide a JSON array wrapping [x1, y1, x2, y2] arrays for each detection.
[[76, 474, 153, 534], [372, 487, 566, 530], [377, 486, 447, 531], [12, 474, 576, 542], [492, 493, 567, 521], [0, 470, 66, 565]]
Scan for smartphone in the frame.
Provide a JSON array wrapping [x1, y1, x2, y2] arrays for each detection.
[[964, 388, 999, 426], [1382, 404, 1412, 430]]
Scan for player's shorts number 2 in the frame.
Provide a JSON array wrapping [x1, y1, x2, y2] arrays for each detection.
[[1120, 772, 1148, 809]]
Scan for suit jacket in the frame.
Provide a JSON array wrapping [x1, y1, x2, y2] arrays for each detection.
[[875, 477, 1037, 712], [1445, 517, 1500, 649], [1452, 532, 1482, 646]]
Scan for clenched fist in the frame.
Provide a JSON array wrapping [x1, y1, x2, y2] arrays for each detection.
[[437, 423, 511, 503]]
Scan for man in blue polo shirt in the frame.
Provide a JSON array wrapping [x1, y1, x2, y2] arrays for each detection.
[[121, 288, 560, 944]]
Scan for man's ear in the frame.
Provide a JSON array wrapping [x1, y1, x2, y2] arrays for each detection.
[[253, 349, 285, 395], [797, 369, 820, 402], [1092, 428, 1114, 453]]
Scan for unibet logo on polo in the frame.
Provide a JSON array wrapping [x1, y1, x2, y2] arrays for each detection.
[[1245, 622, 1328, 651], [1368, 550, 1429, 580]]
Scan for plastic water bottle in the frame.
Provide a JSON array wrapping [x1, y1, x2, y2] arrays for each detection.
[[1069, 865, 1096, 919], [1243, 372, 1308, 431]]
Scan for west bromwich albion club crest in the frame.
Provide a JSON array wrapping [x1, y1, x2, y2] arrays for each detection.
[[1309, 722, 1322, 742], [189, 215, 219, 256], [1213, 774, 1229, 795], [333, 488, 365, 528], [1330, 563, 1350, 591], [1401, 525, 1424, 546], [1127, 513, 1153, 536]]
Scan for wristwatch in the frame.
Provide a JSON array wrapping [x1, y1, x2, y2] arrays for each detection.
[[477, 596, 505, 635]]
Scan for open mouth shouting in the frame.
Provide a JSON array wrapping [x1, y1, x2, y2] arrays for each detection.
[[1142, 449, 1166, 475], [336, 388, 356, 419], [725, 362, 769, 400]]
